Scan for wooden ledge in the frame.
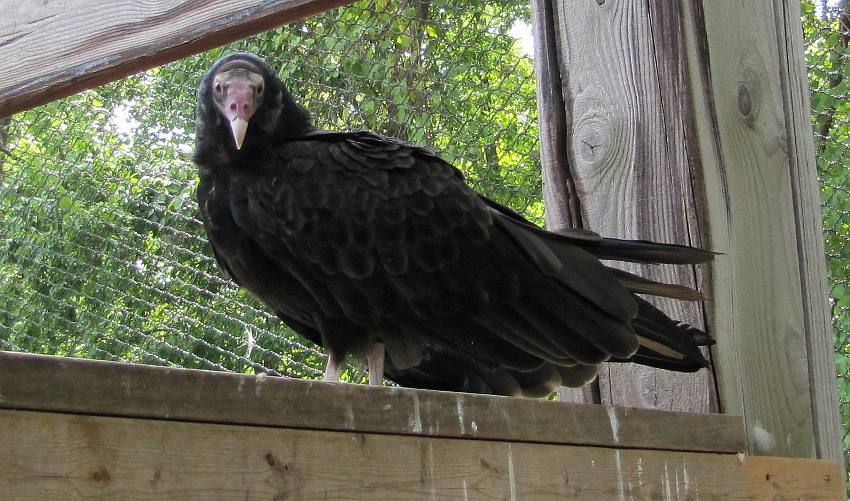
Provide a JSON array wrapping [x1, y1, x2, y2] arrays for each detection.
[[1, 409, 841, 500], [0, 352, 840, 499], [0, 351, 745, 453]]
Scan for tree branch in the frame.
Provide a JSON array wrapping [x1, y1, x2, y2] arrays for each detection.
[[815, 1, 849, 153]]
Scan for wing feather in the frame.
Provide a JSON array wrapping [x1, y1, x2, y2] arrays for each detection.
[[208, 129, 709, 395]]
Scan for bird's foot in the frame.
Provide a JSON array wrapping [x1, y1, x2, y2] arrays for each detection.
[[323, 353, 342, 383], [367, 342, 385, 386]]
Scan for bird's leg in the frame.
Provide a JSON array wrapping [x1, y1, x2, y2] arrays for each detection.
[[366, 342, 385, 386], [323, 352, 342, 382]]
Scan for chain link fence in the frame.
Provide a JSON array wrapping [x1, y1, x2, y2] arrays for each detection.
[[1, 0, 849, 478], [0, 0, 540, 382], [806, 0, 850, 477]]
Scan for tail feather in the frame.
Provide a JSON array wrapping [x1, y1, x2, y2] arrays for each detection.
[[608, 267, 704, 301], [613, 296, 713, 371], [479, 194, 716, 265], [358, 196, 717, 397], [563, 234, 716, 265]]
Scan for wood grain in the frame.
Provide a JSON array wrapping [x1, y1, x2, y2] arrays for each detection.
[[532, 0, 583, 232], [0, 351, 746, 454], [0, 409, 841, 500], [687, 0, 818, 458], [677, 0, 829, 460], [545, 0, 841, 463], [532, 0, 600, 406], [550, 0, 715, 413], [0, 0, 354, 117], [773, 0, 843, 469]]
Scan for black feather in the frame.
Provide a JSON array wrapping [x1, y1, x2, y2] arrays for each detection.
[[195, 53, 715, 398]]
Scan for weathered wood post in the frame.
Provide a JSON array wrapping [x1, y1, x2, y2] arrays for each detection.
[[534, 0, 842, 464]]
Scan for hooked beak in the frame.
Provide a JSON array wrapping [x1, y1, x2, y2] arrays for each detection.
[[229, 117, 249, 150], [221, 82, 258, 150]]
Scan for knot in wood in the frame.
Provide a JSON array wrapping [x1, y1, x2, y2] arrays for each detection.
[[737, 83, 753, 118], [90, 467, 110, 483], [574, 110, 609, 161]]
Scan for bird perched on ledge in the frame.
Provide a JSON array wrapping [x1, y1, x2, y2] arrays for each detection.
[[194, 53, 714, 397]]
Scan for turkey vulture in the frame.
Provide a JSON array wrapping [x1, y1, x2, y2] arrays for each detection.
[[194, 53, 714, 397]]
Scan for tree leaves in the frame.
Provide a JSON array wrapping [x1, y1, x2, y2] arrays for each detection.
[[0, 0, 540, 382], [804, 0, 850, 479]]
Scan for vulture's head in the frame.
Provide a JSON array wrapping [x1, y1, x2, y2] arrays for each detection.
[[196, 53, 311, 158]]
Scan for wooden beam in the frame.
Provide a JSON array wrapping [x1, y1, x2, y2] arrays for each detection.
[[0, 351, 746, 454], [0, 0, 355, 117], [531, 0, 600, 406], [680, 0, 841, 463], [532, 0, 583, 233], [772, 0, 843, 467], [0, 409, 841, 500], [546, 0, 715, 414], [539, 0, 842, 465]]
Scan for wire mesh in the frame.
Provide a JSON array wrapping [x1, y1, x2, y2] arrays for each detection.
[[806, 0, 850, 480], [0, 0, 540, 383]]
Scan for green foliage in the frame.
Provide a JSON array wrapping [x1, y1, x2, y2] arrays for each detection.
[[802, 0, 850, 483], [0, 0, 539, 381]]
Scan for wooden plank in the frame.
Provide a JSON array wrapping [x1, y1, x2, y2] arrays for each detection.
[[676, 0, 828, 459], [773, 0, 844, 469], [668, 1, 841, 460], [550, 0, 715, 413], [547, 0, 841, 461], [531, 0, 599, 406], [0, 0, 355, 117], [532, 0, 584, 233], [0, 409, 841, 500], [0, 351, 746, 454]]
